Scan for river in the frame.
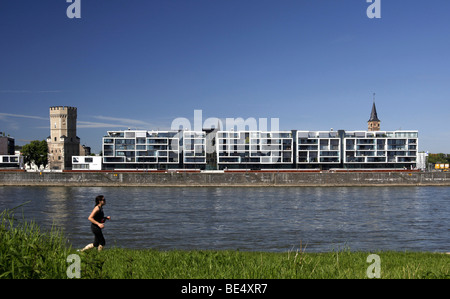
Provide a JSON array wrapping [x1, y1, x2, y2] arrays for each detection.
[[0, 186, 448, 252]]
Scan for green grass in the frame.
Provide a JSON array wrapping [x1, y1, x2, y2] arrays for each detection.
[[0, 205, 72, 279], [84, 248, 449, 279], [1, 207, 449, 279]]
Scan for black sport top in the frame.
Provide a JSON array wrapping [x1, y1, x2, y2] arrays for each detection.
[[92, 206, 105, 227]]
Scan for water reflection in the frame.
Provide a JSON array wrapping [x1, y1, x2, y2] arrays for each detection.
[[0, 186, 448, 252]]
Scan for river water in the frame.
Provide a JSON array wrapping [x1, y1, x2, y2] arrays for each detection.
[[0, 186, 448, 252]]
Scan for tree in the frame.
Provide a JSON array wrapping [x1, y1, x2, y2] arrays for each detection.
[[22, 140, 48, 169], [427, 153, 450, 164]]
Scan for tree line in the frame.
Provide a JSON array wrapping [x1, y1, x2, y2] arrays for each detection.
[[427, 153, 450, 165]]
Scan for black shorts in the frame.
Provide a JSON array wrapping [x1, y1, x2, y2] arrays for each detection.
[[91, 224, 106, 247]]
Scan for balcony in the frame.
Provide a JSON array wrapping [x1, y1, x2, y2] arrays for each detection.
[[298, 138, 318, 145], [357, 139, 375, 144], [357, 145, 375, 150], [320, 151, 340, 157]]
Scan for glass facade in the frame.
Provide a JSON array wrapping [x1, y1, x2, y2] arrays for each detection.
[[98, 129, 419, 170]]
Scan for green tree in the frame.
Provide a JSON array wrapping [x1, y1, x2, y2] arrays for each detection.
[[21, 140, 48, 169], [428, 153, 450, 164]]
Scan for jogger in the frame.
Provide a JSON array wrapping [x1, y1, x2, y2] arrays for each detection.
[[81, 195, 110, 252]]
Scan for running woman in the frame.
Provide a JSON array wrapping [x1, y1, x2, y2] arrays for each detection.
[[81, 195, 110, 252]]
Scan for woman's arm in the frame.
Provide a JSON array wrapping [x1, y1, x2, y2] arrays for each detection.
[[88, 206, 104, 228]]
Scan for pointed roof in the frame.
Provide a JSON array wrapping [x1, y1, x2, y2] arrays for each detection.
[[368, 101, 380, 122]]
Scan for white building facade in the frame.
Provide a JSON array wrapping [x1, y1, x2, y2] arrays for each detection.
[[72, 156, 102, 170], [0, 155, 24, 169], [216, 131, 293, 169], [343, 130, 418, 166], [69, 129, 419, 171], [101, 130, 208, 170]]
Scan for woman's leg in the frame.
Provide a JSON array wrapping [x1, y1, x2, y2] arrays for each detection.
[[81, 243, 94, 251], [91, 225, 106, 250], [97, 230, 106, 251]]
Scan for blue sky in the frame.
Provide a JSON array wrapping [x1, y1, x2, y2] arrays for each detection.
[[1, 0, 449, 153]]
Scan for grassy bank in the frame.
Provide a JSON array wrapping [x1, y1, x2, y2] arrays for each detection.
[[0, 206, 72, 279], [82, 248, 449, 279], [1, 208, 449, 279]]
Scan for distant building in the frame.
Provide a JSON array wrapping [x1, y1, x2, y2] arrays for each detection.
[[0, 154, 23, 169], [416, 152, 428, 171], [72, 155, 102, 170], [368, 100, 381, 131], [80, 145, 91, 156], [0, 133, 15, 155], [0, 134, 23, 169], [47, 106, 80, 170]]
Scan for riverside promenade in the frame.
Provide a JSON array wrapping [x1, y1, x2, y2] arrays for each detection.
[[1, 170, 449, 187]]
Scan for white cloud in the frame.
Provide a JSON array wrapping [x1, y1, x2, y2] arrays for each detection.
[[77, 121, 130, 129], [0, 112, 48, 120], [86, 115, 169, 130], [0, 90, 63, 93], [93, 115, 153, 127], [0, 112, 170, 131]]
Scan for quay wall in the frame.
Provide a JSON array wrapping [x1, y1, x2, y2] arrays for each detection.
[[0, 171, 450, 187]]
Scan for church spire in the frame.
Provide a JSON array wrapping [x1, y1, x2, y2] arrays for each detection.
[[368, 93, 381, 131]]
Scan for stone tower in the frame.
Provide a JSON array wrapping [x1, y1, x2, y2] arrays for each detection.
[[47, 106, 80, 170], [368, 98, 380, 132]]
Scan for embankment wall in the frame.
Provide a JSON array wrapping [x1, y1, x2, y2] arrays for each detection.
[[0, 171, 449, 187]]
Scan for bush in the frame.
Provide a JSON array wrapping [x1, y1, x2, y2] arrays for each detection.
[[0, 206, 71, 279]]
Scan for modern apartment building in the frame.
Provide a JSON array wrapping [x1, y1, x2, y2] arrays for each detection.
[[217, 129, 418, 170], [183, 131, 207, 165], [71, 103, 419, 171], [73, 128, 419, 171], [343, 130, 418, 168], [102, 130, 178, 170], [101, 130, 207, 170], [296, 131, 341, 166], [216, 131, 293, 169]]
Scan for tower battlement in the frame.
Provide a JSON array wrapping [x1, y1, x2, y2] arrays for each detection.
[[47, 106, 80, 170], [50, 106, 77, 111], [50, 106, 77, 118]]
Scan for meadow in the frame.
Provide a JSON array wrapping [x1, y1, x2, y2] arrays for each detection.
[[1, 207, 448, 279]]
